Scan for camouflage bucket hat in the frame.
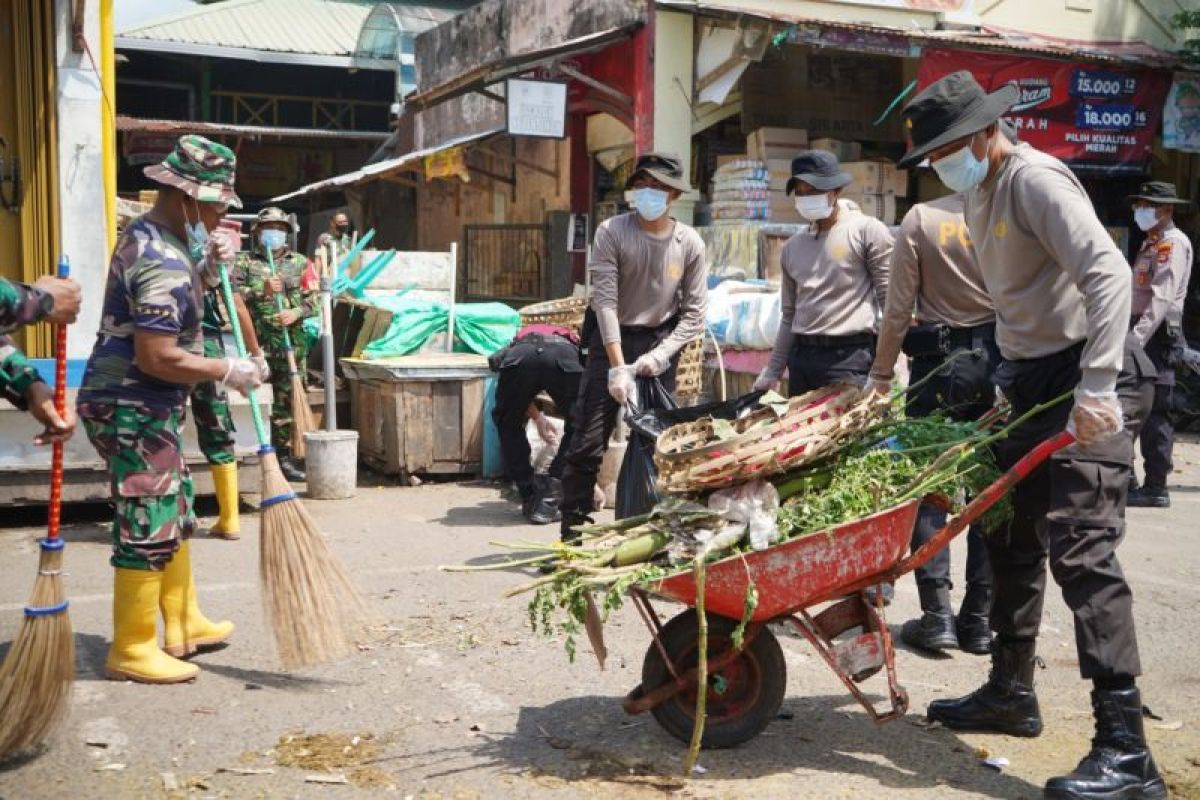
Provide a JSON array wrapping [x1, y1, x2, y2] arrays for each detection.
[[143, 134, 242, 209]]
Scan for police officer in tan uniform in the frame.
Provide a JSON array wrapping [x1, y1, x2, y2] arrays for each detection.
[[899, 72, 1163, 800], [867, 191, 996, 656], [1125, 182, 1193, 508]]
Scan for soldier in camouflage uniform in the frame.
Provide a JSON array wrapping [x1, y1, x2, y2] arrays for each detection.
[[0, 275, 81, 443], [315, 211, 354, 268], [77, 135, 263, 684], [188, 286, 267, 540], [233, 207, 318, 481]]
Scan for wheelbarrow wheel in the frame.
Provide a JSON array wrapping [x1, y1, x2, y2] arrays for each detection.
[[641, 609, 786, 749]]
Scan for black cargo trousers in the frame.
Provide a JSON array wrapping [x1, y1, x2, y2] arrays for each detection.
[[1135, 325, 1178, 489], [988, 338, 1154, 680], [559, 317, 679, 519], [905, 323, 1001, 595]]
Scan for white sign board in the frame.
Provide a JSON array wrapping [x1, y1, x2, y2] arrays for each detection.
[[506, 78, 567, 138]]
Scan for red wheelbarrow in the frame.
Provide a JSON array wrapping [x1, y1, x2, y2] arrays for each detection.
[[621, 431, 1075, 749]]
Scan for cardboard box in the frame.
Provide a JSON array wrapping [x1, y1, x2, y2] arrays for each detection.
[[841, 190, 896, 225], [810, 138, 862, 162], [842, 161, 908, 197], [747, 127, 808, 162], [716, 153, 749, 169], [766, 158, 793, 193]]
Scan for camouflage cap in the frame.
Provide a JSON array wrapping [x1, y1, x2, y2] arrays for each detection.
[[143, 134, 242, 209], [251, 206, 296, 231]]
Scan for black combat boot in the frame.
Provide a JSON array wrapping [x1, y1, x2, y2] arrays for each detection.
[[525, 476, 562, 525], [277, 448, 307, 482], [927, 637, 1043, 737], [1044, 686, 1167, 800], [1127, 484, 1170, 508], [956, 582, 993, 656], [900, 583, 957, 653]]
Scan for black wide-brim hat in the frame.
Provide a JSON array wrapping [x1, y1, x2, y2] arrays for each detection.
[[898, 71, 1019, 169], [629, 151, 692, 193], [1124, 181, 1191, 206], [784, 149, 852, 194]]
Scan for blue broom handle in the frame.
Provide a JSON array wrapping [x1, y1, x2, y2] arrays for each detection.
[[218, 262, 270, 447]]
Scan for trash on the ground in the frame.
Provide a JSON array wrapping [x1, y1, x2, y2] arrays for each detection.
[[469, 723, 483, 732], [161, 773, 179, 791], [974, 745, 991, 759], [305, 774, 349, 784], [217, 767, 275, 776], [244, 683, 263, 691], [1152, 720, 1184, 731], [982, 756, 1009, 772], [548, 737, 573, 750], [274, 732, 380, 772], [1143, 704, 1163, 720], [94, 763, 126, 772], [691, 763, 708, 775], [191, 706, 217, 715]]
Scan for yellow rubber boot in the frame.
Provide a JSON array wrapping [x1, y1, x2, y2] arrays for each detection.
[[106, 568, 199, 683], [209, 462, 240, 540], [161, 541, 234, 658]]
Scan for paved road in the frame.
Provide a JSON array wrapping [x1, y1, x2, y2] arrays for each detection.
[[1, 437, 1198, 799]]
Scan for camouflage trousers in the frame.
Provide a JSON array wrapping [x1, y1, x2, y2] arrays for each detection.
[[190, 334, 236, 465], [79, 402, 194, 570], [266, 333, 308, 452]]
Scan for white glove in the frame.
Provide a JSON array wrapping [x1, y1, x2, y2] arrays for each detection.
[[608, 365, 635, 405], [863, 375, 892, 397], [634, 349, 669, 378], [751, 369, 779, 393], [201, 228, 241, 287], [1067, 388, 1123, 446], [994, 384, 1008, 408], [222, 358, 263, 397], [250, 353, 271, 382], [534, 413, 560, 446]]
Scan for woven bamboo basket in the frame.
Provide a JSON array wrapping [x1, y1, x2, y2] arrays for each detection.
[[518, 296, 588, 332], [655, 383, 890, 492], [675, 338, 704, 403], [519, 297, 704, 402]]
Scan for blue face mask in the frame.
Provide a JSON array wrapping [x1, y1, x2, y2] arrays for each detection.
[[628, 187, 670, 221], [932, 135, 990, 193], [181, 200, 209, 263], [259, 229, 288, 251]]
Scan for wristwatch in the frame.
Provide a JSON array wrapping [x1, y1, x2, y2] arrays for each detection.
[[34, 287, 55, 321]]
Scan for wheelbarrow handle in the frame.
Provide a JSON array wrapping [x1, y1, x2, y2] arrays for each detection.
[[891, 430, 1076, 579]]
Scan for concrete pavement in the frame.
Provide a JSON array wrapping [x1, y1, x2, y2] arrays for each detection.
[[1, 437, 1198, 799]]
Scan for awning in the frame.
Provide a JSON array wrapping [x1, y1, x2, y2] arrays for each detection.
[[116, 116, 392, 143], [656, 0, 1181, 68], [271, 126, 504, 202], [406, 24, 640, 110]]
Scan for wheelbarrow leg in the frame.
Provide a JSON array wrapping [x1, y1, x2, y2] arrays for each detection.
[[781, 595, 909, 724]]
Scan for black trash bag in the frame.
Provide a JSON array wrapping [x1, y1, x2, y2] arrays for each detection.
[[615, 381, 766, 519], [615, 377, 676, 520]]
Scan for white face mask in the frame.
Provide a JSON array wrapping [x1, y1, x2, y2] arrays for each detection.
[[625, 187, 670, 222], [795, 193, 834, 221], [932, 133, 990, 193], [1133, 207, 1160, 232]]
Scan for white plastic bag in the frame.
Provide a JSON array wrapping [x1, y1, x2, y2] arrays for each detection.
[[525, 416, 564, 474], [707, 479, 781, 552]]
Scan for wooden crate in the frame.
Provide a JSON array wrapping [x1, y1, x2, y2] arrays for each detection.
[[344, 355, 489, 477]]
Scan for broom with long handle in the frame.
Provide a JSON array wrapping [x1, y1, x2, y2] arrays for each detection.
[[0, 255, 75, 759], [218, 262, 370, 669], [265, 248, 316, 460]]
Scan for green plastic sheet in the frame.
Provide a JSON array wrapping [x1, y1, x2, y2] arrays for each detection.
[[361, 298, 519, 359]]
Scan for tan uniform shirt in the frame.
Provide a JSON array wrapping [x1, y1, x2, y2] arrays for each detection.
[[766, 209, 893, 377], [1130, 225, 1193, 347], [588, 212, 708, 358], [964, 144, 1130, 394], [874, 194, 994, 377]]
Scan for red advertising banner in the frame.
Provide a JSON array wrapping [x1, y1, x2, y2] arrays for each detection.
[[917, 48, 1172, 174]]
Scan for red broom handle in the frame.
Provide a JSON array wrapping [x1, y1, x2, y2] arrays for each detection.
[[47, 256, 69, 542]]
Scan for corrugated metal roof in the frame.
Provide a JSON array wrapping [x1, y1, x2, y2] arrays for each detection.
[[116, 115, 391, 142], [118, 0, 376, 58], [657, 0, 1181, 68], [272, 125, 503, 201]]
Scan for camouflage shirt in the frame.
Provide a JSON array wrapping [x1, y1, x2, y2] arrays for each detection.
[[0, 277, 50, 334], [0, 278, 50, 407], [79, 215, 205, 409], [232, 248, 318, 344]]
